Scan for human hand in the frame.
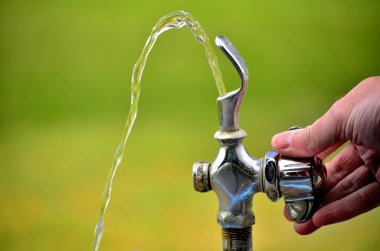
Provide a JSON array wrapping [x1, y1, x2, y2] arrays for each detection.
[[271, 76, 380, 235]]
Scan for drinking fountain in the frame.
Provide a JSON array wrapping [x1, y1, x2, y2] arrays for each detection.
[[192, 35, 327, 251]]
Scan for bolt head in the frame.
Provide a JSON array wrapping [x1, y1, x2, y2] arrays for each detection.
[[192, 161, 212, 192]]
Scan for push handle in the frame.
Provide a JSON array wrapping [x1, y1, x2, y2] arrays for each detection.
[[262, 127, 327, 222]]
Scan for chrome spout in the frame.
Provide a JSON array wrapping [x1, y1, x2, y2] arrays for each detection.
[[215, 35, 248, 132], [192, 35, 327, 251]]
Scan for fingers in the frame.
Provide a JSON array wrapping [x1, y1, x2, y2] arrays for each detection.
[[322, 165, 374, 205], [294, 220, 320, 235], [289, 179, 379, 234], [283, 145, 366, 235], [272, 104, 345, 157], [356, 146, 380, 181], [272, 77, 380, 157], [323, 144, 363, 192], [317, 139, 346, 160], [313, 182, 380, 226]]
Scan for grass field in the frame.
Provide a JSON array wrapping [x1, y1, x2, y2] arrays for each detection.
[[1, 0, 380, 250]]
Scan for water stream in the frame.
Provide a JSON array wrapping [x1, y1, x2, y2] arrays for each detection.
[[92, 10, 226, 251]]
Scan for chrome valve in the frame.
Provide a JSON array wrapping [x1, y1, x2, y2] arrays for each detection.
[[192, 35, 327, 251], [262, 149, 326, 222]]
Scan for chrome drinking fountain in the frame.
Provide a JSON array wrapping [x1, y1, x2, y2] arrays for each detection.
[[192, 35, 327, 251]]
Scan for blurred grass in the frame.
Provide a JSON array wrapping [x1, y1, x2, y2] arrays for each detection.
[[1, 0, 380, 250]]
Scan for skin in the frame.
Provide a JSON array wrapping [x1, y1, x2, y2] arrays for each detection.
[[271, 76, 380, 235]]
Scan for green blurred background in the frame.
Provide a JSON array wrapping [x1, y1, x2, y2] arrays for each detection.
[[1, 0, 380, 250]]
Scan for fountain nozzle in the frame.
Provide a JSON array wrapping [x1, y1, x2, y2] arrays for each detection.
[[214, 35, 248, 132], [192, 35, 326, 251]]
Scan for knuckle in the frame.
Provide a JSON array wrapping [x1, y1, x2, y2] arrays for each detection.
[[300, 126, 317, 154], [356, 182, 380, 206], [341, 176, 357, 195], [361, 76, 380, 85], [328, 100, 346, 140], [330, 164, 344, 184], [356, 188, 371, 204]]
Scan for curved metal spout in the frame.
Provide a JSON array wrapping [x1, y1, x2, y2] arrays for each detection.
[[215, 35, 249, 132], [215, 35, 249, 87]]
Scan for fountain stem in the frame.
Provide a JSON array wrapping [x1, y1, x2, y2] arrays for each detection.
[[222, 227, 253, 251]]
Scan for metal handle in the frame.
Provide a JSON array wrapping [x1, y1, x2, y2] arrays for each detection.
[[280, 155, 326, 222], [262, 127, 327, 222], [262, 151, 326, 222]]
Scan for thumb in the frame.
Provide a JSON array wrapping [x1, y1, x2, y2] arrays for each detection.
[[271, 107, 344, 157]]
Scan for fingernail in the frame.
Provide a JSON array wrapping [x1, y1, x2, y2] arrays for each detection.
[[273, 131, 291, 149]]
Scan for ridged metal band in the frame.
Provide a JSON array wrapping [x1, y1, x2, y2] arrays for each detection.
[[222, 227, 252, 251]]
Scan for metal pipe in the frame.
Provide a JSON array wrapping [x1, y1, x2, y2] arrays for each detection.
[[222, 227, 252, 251]]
